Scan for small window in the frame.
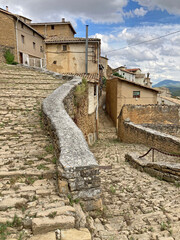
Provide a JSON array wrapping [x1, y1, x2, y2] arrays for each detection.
[[53, 61, 57, 64], [40, 46, 43, 52], [133, 91, 140, 98], [33, 42, 36, 49], [94, 85, 97, 96], [21, 35, 25, 44], [51, 25, 55, 30], [33, 31, 36, 36], [63, 45, 67, 51], [21, 22, 24, 28]]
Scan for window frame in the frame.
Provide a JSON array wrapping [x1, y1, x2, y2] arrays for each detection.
[[21, 35, 25, 44], [63, 45, 67, 51], [133, 91, 140, 98]]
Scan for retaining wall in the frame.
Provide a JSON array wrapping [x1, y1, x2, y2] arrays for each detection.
[[126, 153, 180, 183], [42, 76, 102, 211], [142, 124, 180, 138]]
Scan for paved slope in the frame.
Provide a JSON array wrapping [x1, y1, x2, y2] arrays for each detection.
[[0, 65, 76, 239], [90, 109, 180, 240]]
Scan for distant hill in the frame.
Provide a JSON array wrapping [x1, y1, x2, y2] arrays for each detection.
[[153, 79, 180, 96]]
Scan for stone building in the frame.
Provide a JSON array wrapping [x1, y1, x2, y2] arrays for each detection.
[[113, 66, 152, 87], [29, 19, 76, 38], [100, 56, 108, 78], [0, 7, 45, 66], [45, 36, 101, 75], [106, 77, 158, 127]]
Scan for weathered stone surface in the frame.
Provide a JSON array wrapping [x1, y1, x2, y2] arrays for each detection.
[[36, 206, 76, 218], [74, 204, 86, 229], [61, 228, 91, 240], [0, 198, 27, 210], [32, 216, 75, 235]]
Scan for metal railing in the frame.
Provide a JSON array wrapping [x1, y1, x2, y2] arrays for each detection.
[[28, 58, 46, 68], [139, 148, 180, 162]]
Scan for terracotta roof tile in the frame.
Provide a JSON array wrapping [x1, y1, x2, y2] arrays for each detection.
[[45, 36, 101, 43]]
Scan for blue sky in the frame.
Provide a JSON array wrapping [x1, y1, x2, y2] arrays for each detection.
[[1, 0, 180, 83]]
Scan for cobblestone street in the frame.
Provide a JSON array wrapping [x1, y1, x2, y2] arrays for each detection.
[[90, 109, 180, 240]]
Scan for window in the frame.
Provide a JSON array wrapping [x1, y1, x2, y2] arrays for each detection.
[[133, 91, 140, 98], [21, 22, 24, 28], [40, 46, 43, 52], [53, 61, 57, 64], [21, 35, 25, 44], [51, 25, 55, 30], [94, 85, 97, 96], [33, 42, 36, 49], [33, 31, 36, 36], [63, 45, 67, 51]]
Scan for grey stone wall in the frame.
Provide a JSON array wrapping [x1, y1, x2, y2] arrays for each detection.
[[126, 153, 180, 183], [119, 120, 180, 154], [141, 124, 180, 138], [42, 76, 102, 211]]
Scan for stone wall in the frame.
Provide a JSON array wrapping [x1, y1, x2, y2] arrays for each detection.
[[119, 104, 180, 125], [118, 120, 180, 154], [142, 124, 180, 138], [126, 153, 180, 183], [42, 76, 102, 212]]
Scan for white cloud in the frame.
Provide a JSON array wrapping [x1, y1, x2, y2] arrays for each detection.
[[124, 7, 147, 18], [100, 24, 180, 83], [1, 0, 128, 24], [133, 0, 180, 15]]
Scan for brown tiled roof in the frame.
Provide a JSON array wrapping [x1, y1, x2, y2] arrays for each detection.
[[45, 36, 101, 43], [126, 68, 141, 72], [161, 96, 180, 105], [109, 77, 159, 93], [30, 21, 76, 34]]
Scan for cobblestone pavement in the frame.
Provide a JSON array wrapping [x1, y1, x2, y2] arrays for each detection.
[[0, 65, 77, 239], [90, 109, 180, 240]]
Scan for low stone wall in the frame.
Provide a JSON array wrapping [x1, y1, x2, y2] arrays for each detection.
[[142, 124, 180, 138], [126, 153, 180, 183], [118, 120, 180, 154], [42, 77, 102, 211], [119, 104, 180, 125]]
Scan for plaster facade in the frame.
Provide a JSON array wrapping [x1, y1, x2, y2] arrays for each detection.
[[45, 40, 100, 74], [106, 77, 158, 127], [30, 22, 75, 38]]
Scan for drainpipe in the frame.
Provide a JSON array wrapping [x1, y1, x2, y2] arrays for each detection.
[[85, 25, 88, 74], [15, 18, 19, 63], [96, 84, 99, 140]]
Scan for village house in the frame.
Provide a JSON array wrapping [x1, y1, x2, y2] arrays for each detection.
[[45, 36, 101, 75], [113, 66, 152, 87], [29, 19, 76, 38], [100, 56, 108, 78], [0, 7, 45, 66], [106, 77, 158, 127]]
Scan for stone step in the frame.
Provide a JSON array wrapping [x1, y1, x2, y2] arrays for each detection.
[[29, 228, 91, 240], [32, 215, 75, 235]]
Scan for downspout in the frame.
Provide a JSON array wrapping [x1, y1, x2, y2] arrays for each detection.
[[15, 18, 19, 63], [85, 25, 88, 74], [96, 41, 100, 140]]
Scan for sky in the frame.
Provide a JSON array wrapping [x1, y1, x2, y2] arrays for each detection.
[[1, 0, 180, 84]]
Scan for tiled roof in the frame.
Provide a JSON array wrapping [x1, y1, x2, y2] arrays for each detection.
[[45, 36, 101, 43], [161, 96, 180, 105], [126, 68, 141, 72], [109, 76, 159, 93], [30, 21, 76, 34]]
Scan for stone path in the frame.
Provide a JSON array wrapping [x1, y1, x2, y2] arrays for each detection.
[[90, 109, 180, 240], [0, 65, 79, 239]]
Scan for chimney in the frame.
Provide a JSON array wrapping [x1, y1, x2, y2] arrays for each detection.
[[62, 18, 65, 22], [6, 6, 9, 11]]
